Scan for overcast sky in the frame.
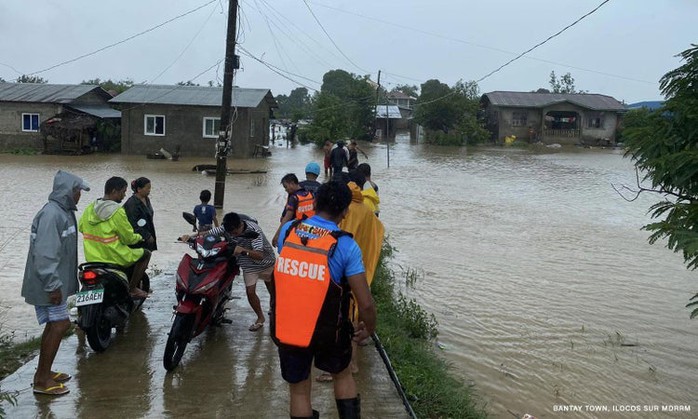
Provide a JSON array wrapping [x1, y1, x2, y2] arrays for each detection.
[[0, 0, 694, 103]]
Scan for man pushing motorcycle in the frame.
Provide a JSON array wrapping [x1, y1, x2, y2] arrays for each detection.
[[78, 176, 150, 299]]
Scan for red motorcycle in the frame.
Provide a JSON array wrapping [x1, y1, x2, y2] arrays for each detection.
[[163, 213, 257, 371]]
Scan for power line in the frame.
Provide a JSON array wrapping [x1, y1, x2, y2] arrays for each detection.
[[12, 0, 218, 80], [237, 46, 320, 90], [300, 0, 370, 74], [476, 0, 612, 83], [414, 0, 615, 108], [310, 0, 653, 86], [147, 3, 220, 83]]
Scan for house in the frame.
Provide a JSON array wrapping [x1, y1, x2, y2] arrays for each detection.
[[481, 91, 626, 145], [110, 85, 277, 157], [387, 91, 416, 109], [375, 105, 404, 139], [0, 83, 119, 152]]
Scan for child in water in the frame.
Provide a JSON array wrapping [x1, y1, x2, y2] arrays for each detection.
[[193, 190, 219, 232]]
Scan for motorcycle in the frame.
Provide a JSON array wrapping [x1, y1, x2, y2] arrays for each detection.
[[163, 212, 258, 371], [75, 263, 148, 352]]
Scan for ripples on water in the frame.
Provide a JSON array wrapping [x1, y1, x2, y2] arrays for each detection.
[[2, 143, 696, 417]]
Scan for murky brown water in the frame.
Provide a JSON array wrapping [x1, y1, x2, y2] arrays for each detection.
[[2, 140, 697, 418]]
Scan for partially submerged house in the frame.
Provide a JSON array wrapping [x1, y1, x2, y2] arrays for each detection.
[[374, 105, 404, 139], [0, 83, 119, 153], [110, 85, 276, 157], [481, 91, 626, 145]]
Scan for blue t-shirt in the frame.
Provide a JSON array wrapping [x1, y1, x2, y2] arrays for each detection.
[[193, 204, 216, 227], [277, 215, 365, 285]]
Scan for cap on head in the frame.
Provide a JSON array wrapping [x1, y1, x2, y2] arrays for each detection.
[[305, 162, 321, 176]]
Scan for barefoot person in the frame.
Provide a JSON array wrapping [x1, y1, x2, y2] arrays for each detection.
[[22, 170, 91, 395]]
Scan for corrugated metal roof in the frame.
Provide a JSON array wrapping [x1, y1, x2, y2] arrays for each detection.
[[0, 83, 100, 103], [109, 85, 276, 108], [482, 91, 626, 111], [67, 105, 121, 119], [375, 105, 402, 119]]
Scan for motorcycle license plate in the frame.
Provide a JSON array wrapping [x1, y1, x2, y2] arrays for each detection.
[[75, 289, 104, 306]]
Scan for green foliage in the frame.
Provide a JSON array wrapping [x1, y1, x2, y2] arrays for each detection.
[[6, 148, 40, 155], [95, 119, 121, 152], [623, 44, 698, 315], [304, 69, 376, 145], [275, 87, 312, 121], [81, 78, 134, 95], [16, 74, 47, 84], [616, 108, 654, 142], [176, 80, 199, 86], [415, 79, 488, 146], [549, 70, 576, 93], [0, 77, 5, 83], [371, 241, 487, 418]]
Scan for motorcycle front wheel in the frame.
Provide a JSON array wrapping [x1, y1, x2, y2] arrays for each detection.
[[163, 313, 194, 371], [84, 305, 113, 352]]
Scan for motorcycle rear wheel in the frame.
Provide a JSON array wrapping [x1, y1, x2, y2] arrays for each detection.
[[85, 305, 113, 352], [163, 313, 194, 371]]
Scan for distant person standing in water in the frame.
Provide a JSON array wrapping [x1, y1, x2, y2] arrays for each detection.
[[193, 189, 219, 232], [323, 140, 333, 177], [22, 170, 90, 396]]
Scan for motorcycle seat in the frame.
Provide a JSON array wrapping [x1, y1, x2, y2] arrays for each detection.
[[79, 262, 125, 272]]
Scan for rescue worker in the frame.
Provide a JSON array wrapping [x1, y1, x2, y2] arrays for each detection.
[[272, 181, 376, 419], [78, 176, 149, 299], [272, 173, 315, 247]]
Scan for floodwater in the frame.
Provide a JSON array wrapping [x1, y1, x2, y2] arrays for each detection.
[[1, 139, 697, 418]]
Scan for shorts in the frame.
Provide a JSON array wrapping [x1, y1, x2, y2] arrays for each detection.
[[278, 340, 352, 384], [35, 302, 69, 325], [243, 266, 274, 287]]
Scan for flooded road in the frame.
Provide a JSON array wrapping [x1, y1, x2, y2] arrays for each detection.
[[2, 140, 697, 417]]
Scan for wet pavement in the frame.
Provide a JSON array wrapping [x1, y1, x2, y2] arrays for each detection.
[[1, 273, 410, 418]]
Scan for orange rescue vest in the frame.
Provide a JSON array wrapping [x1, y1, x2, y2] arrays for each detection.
[[272, 223, 350, 349], [294, 191, 315, 220]]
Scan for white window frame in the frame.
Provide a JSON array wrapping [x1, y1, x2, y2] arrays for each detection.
[[203, 117, 221, 138], [22, 113, 40, 132], [144, 115, 166, 136]]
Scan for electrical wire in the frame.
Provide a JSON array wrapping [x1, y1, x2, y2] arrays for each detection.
[[300, 0, 370, 74], [476, 0, 612, 83], [12, 0, 218, 80], [414, 0, 615, 108], [310, 0, 654, 86]]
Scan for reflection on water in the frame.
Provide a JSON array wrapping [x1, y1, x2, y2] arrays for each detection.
[[2, 141, 697, 417]]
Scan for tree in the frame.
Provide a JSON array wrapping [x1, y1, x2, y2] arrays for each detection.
[[176, 81, 199, 86], [414, 79, 459, 132], [276, 87, 311, 121], [16, 74, 47, 84], [0, 77, 5, 83], [413, 79, 488, 145], [549, 71, 576, 93], [304, 69, 375, 145], [81, 78, 134, 95], [622, 44, 698, 317]]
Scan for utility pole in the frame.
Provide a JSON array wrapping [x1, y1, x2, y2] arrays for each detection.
[[375, 70, 390, 168], [214, 0, 239, 209]]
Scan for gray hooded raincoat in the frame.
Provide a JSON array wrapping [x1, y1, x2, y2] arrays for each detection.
[[21, 170, 89, 306]]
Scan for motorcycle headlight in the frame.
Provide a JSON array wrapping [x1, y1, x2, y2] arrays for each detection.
[[196, 243, 221, 258], [175, 272, 186, 288]]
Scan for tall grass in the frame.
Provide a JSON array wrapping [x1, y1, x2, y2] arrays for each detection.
[[372, 241, 488, 418]]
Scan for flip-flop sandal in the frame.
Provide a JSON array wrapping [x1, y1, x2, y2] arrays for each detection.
[[248, 322, 264, 331], [51, 371, 72, 383], [33, 383, 69, 395]]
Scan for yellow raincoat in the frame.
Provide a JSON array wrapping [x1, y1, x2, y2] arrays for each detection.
[[339, 182, 384, 286], [361, 186, 380, 215]]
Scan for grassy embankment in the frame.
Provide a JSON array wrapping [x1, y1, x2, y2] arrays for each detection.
[[372, 241, 488, 418]]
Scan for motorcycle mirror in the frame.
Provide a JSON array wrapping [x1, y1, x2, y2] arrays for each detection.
[[182, 212, 197, 227]]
